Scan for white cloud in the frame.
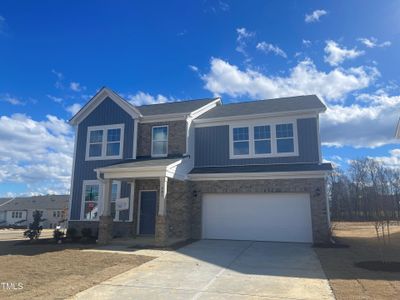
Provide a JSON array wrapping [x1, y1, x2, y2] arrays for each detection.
[[51, 69, 64, 89], [324, 40, 364, 66], [358, 37, 391, 48], [305, 9, 328, 23], [201, 57, 378, 102], [256, 42, 287, 58], [373, 149, 400, 168], [0, 15, 6, 34], [0, 114, 74, 196], [236, 27, 255, 59], [66, 103, 82, 116], [302, 39, 312, 47], [70, 81, 85, 92], [321, 93, 400, 148], [188, 65, 199, 72], [1, 94, 25, 105], [47, 94, 63, 103], [126, 91, 172, 106]]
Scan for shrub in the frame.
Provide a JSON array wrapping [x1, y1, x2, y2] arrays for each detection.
[[53, 228, 65, 243], [66, 228, 78, 240], [23, 210, 43, 241], [81, 228, 92, 239]]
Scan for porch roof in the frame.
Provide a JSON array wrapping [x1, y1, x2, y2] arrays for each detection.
[[95, 158, 185, 180]]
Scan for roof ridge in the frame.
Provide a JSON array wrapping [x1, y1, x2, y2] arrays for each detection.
[[221, 95, 316, 106], [137, 97, 218, 107]]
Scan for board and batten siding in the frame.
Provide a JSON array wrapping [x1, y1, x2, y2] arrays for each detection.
[[194, 118, 320, 167], [70, 97, 135, 220]]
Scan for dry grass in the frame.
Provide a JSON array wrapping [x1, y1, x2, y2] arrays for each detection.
[[0, 240, 154, 299], [315, 222, 400, 300]]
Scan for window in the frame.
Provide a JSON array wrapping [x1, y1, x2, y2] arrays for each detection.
[[152, 126, 168, 157], [254, 125, 271, 154], [276, 123, 294, 153], [110, 181, 121, 221], [53, 211, 61, 218], [230, 121, 297, 158], [86, 124, 124, 160], [12, 211, 22, 218], [83, 182, 100, 220], [81, 180, 122, 221], [232, 127, 249, 155]]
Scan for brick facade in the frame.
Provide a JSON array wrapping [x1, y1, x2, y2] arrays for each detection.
[[190, 178, 330, 243], [69, 177, 330, 244], [137, 121, 187, 157]]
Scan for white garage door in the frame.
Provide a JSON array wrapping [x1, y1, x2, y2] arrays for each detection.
[[202, 193, 313, 243]]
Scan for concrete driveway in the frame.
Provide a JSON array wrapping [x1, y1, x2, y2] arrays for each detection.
[[73, 240, 334, 300]]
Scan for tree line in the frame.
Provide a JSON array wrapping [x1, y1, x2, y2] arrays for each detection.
[[329, 157, 400, 221]]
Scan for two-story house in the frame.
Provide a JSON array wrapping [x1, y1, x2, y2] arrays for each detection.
[[68, 87, 332, 245]]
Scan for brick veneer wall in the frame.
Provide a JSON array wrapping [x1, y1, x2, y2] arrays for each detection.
[[190, 178, 330, 243], [136, 121, 187, 157]]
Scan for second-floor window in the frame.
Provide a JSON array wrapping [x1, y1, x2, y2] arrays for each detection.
[[86, 124, 124, 160], [152, 126, 168, 157], [230, 121, 298, 158]]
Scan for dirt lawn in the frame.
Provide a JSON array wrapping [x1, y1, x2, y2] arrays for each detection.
[[315, 222, 400, 300], [0, 237, 154, 300]]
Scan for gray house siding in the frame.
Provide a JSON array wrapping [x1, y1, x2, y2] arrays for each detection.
[[70, 97, 135, 220], [194, 118, 319, 167]]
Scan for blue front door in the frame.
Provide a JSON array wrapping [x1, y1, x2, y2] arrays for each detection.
[[139, 191, 157, 235]]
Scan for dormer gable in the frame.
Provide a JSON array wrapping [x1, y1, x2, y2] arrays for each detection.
[[69, 87, 142, 126]]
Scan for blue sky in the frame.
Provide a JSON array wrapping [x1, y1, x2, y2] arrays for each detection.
[[1, 0, 400, 196]]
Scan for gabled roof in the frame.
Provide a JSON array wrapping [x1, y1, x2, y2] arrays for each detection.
[[197, 95, 326, 120], [0, 195, 69, 211], [69, 87, 142, 125], [137, 98, 220, 116], [69, 87, 220, 125]]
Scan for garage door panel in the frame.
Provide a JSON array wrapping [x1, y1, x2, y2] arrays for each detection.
[[202, 193, 313, 243]]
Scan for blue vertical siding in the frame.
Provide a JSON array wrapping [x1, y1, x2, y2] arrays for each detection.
[[194, 118, 320, 167], [70, 97, 135, 220]]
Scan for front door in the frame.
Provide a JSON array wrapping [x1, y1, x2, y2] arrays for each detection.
[[139, 191, 157, 235]]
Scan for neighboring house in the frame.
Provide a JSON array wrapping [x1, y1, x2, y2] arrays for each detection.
[[0, 195, 69, 228], [68, 87, 332, 245]]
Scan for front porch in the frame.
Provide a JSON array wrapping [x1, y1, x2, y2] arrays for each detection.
[[92, 158, 192, 246]]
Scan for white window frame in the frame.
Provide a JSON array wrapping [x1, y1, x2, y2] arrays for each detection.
[[85, 124, 125, 161], [229, 119, 299, 159], [253, 125, 272, 157], [81, 180, 102, 221], [231, 127, 250, 158], [275, 123, 295, 154], [80, 180, 124, 222], [151, 125, 168, 158]]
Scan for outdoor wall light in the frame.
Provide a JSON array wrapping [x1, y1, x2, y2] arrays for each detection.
[[192, 190, 198, 198]]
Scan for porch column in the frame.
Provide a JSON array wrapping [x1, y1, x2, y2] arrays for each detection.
[[155, 176, 169, 246], [98, 179, 113, 245]]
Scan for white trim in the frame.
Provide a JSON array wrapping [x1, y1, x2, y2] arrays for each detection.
[[229, 119, 299, 159], [85, 123, 125, 161], [151, 125, 169, 158], [133, 120, 138, 159], [129, 180, 135, 223], [189, 170, 330, 181], [188, 98, 221, 119], [396, 117, 400, 138], [194, 111, 320, 128], [81, 180, 101, 221], [317, 115, 322, 163], [68, 126, 78, 221], [110, 180, 121, 222], [137, 190, 157, 235], [140, 98, 221, 124], [69, 87, 141, 125]]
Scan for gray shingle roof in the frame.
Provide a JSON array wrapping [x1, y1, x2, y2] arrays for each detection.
[[197, 95, 326, 120], [190, 163, 332, 174], [137, 98, 219, 116], [0, 195, 69, 211], [97, 157, 183, 170]]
